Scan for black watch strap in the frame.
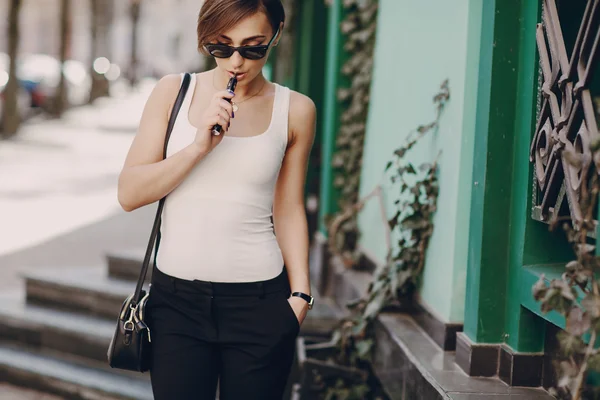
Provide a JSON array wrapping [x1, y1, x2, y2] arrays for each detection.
[[291, 292, 314, 309]]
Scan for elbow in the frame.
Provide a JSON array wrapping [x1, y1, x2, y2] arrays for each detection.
[[117, 190, 136, 212], [117, 175, 138, 212]]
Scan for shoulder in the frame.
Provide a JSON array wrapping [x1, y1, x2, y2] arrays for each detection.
[[288, 90, 316, 142], [150, 73, 188, 118], [154, 73, 183, 97], [289, 90, 316, 121]]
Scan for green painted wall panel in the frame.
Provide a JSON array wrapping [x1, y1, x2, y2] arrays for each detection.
[[293, 0, 329, 201], [318, 0, 347, 234], [356, 0, 482, 323]]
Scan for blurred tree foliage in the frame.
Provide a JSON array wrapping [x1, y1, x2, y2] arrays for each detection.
[[2, 0, 22, 136]]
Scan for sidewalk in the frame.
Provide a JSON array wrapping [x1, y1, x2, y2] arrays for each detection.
[[0, 81, 158, 398], [0, 383, 63, 399], [0, 79, 154, 262]]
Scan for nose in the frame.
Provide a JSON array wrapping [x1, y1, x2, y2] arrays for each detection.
[[230, 51, 244, 69]]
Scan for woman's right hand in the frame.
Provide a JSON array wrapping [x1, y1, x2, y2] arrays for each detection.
[[193, 90, 235, 155]]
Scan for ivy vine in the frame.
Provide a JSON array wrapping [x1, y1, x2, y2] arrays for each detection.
[[323, 81, 449, 398], [319, 1, 451, 397], [327, 0, 379, 265]]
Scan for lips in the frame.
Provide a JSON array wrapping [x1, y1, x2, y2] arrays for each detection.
[[229, 71, 246, 79]]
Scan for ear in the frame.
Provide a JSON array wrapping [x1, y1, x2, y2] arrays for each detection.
[[273, 22, 284, 46]]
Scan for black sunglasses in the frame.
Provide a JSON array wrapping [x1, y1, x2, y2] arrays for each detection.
[[204, 28, 279, 60]]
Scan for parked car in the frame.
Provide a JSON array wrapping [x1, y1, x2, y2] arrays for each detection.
[[0, 52, 92, 116], [18, 53, 91, 109], [0, 53, 37, 120]]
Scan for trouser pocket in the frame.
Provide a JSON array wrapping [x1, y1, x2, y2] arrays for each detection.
[[281, 295, 300, 335]]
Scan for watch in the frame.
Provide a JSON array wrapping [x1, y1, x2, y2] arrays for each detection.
[[291, 292, 314, 310]]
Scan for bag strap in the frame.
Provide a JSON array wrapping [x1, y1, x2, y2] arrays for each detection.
[[131, 72, 192, 307]]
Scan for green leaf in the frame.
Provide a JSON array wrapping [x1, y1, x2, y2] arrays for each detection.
[[388, 210, 400, 230], [355, 339, 373, 357], [363, 291, 386, 320], [351, 319, 367, 336]]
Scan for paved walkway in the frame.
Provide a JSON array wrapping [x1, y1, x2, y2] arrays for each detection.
[[0, 79, 156, 291], [0, 383, 63, 400], [0, 80, 157, 399], [0, 79, 153, 258]]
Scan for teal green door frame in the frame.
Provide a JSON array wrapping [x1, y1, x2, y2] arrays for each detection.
[[318, 0, 347, 235], [464, 0, 535, 346], [292, 0, 329, 220], [508, 1, 588, 351], [465, 0, 578, 353]]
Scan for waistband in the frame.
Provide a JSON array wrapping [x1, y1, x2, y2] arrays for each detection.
[[151, 265, 290, 297]]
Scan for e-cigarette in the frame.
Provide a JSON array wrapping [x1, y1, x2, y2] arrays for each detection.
[[211, 75, 237, 136]]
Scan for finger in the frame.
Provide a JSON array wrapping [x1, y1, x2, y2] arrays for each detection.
[[215, 90, 235, 101], [217, 116, 228, 131], [217, 109, 231, 124], [219, 99, 234, 117], [209, 115, 225, 132]]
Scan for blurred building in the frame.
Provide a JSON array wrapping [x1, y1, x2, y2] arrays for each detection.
[[0, 0, 205, 77]]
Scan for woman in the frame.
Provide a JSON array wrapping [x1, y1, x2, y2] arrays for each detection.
[[117, 0, 316, 398]]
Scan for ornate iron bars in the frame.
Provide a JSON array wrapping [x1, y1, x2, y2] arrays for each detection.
[[530, 0, 600, 234]]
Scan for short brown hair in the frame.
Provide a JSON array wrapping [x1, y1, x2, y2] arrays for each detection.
[[197, 0, 285, 54]]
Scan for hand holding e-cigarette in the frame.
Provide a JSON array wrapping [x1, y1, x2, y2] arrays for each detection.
[[212, 75, 237, 136], [193, 79, 235, 154]]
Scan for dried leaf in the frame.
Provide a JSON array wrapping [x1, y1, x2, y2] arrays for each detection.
[[532, 275, 548, 300], [566, 260, 581, 273], [577, 243, 595, 254], [566, 307, 591, 336], [582, 293, 600, 318], [588, 353, 600, 372], [557, 331, 585, 356]]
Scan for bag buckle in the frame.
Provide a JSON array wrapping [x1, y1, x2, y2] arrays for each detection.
[[124, 303, 137, 331]]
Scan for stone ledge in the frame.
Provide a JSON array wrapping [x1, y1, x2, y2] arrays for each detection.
[[323, 256, 554, 399]]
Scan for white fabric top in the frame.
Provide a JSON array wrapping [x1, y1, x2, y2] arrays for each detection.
[[156, 73, 290, 282]]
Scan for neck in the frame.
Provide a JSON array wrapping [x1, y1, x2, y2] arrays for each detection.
[[213, 68, 266, 98]]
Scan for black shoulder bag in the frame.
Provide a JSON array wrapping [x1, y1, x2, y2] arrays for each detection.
[[107, 72, 192, 372]]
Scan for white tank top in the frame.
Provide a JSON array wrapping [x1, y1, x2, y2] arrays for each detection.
[[155, 73, 290, 282]]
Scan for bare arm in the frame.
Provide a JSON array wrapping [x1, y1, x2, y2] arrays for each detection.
[[117, 74, 233, 212], [273, 91, 316, 320]]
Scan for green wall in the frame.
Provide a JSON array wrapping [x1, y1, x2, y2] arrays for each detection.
[[357, 0, 483, 323]]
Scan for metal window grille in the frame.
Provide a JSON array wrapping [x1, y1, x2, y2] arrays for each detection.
[[530, 0, 600, 236]]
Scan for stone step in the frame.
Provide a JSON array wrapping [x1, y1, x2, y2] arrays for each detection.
[[0, 343, 152, 400], [0, 291, 117, 363], [23, 264, 341, 335], [106, 249, 153, 282], [300, 289, 346, 337], [24, 266, 147, 320]]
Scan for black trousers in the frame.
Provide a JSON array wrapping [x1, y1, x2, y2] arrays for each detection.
[[147, 266, 300, 400]]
